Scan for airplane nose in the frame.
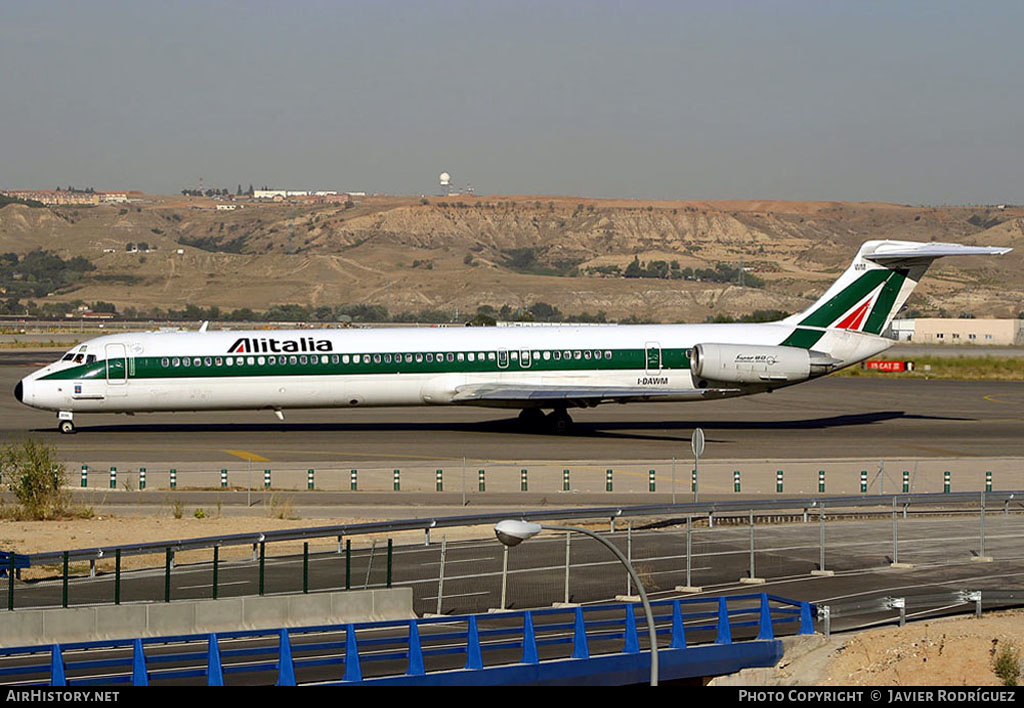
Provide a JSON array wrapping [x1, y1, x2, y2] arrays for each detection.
[[14, 380, 23, 403]]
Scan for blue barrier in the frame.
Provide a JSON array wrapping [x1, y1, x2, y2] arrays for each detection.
[[0, 593, 813, 686], [0, 551, 29, 578]]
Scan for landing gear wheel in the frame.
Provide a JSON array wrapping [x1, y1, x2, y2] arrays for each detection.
[[546, 409, 573, 435], [517, 408, 546, 431], [58, 420, 76, 434]]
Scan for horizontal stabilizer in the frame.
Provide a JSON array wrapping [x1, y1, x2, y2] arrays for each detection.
[[863, 242, 1011, 265]]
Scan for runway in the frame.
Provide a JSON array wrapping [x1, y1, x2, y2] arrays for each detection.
[[1, 361, 1022, 466]]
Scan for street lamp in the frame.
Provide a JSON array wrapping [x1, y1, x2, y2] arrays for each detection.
[[493, 520, 659, 686]]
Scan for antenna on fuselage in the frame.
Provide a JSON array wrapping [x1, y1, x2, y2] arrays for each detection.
[[199, 321, 209, 332]]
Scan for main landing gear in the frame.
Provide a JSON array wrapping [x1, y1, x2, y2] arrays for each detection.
[[517, 407, 574, 434], [58, 412, 75, 434]]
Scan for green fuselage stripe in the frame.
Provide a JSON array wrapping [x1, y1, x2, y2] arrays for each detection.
[[42, 347, 694, 381], [779, 328, 826, 349]]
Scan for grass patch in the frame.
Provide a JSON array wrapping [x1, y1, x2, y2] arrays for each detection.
[[835, 356, 1023, 381]]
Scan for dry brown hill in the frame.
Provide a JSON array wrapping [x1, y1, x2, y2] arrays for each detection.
[[1, 195, 1021, 322]]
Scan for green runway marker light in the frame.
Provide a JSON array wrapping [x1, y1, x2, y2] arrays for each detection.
[[393, 469, 400, 491], [436, 469, 443, 492], [944, 470, 951, 493], [902, 470, 910, 493], [734, 470, 741, 493], [649, 469, 656, 492], [606, 469, 613, 492], [776, 470, 784, 493], [350, 469, 358, 491], [264, 469, 271, 488], [81, 465, 88, 488], [170, 468, 177, 489], [563, 468, 570, 492], [139, 467, 146, 491], [691, 468, 696, 493], [478, 469, 485, 493], [221, 468, 228, 488], [860, 470, 867, 494], [520, 468, 528, 492], [109, 466, 117, 489], [986, 471, 992, 493], [818, 469, 826, 493], [307, 469, 315, 490]]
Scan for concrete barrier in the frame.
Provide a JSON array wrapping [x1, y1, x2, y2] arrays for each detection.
[[0, 588, 414, 648]]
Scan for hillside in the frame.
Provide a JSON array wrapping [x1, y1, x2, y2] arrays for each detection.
[[0, 195, 1021, 322]]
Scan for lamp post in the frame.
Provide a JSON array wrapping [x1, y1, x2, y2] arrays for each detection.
[[493, 520, 659, 686]]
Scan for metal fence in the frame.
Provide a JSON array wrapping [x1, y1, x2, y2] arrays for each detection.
[[0, 593, 813, 686], [60, 457, 1024, 495], [3, 491, 1023, 615]]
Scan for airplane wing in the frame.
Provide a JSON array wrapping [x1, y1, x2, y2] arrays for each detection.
[[450, 383, 741, 407]]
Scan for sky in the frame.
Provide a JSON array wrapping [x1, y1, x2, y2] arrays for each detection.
[[2, 1, 1022, 204]]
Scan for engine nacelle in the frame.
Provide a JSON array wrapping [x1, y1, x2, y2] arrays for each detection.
[[691, 343, 839, 386]]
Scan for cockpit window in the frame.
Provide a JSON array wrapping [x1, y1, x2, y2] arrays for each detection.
[[62, 353, 75, 361], [73, 354, 85, 364], [86, 355, 96, 364]]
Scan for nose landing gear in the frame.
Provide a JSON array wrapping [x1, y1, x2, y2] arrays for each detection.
[[58, 412, 76, 434]]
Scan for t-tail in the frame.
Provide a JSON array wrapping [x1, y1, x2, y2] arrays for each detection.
[[777, 240, 1011, 364]]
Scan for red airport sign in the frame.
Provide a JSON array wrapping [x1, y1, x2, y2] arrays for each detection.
[[863, 360, 915, 372]]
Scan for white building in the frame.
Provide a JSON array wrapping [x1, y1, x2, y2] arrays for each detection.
[[889, 318, 1024, 345]]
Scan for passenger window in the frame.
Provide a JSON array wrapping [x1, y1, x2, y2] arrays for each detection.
[[245, 357, 254, 366], [257, 356, 265, 365], [553, 351, 561, 360], [594, 350, 602, 360], [236, 357, 244, 366], [215, 357, 223, 366], [223, 358, 230, 367], [605, 350, 612, 359], [373, 354, 382, 364], [510, 351, 518, 360], [331, 355, 339, 364], [574, 351, 581, 360], [488, 352, 496, 361], [300, 355, 308, 365], [205, 357, 213, 366], [289, 355, 297, 365], [322, 355, 330, 364], [543, 351, 550, 360], [584, 350, 592, 360], [161, 358, 169, 367], [353, 355, 361, 364], [426, 353, 434, 362], [446, 352, 455, 362], [532, 351, 540, 360], [343, 354, 350, 364], [183, 358, 191, 367], [405, 354, 413, 363], [384, 354, 391, 363], [416, 353, 423, 362], [468, 352, 475, 362], [457, 352, 464, 361]]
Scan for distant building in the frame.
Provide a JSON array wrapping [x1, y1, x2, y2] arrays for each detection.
[[2, 189, 99, 205], [216, 204, 239, 211], [889, 318, 1024, 345]]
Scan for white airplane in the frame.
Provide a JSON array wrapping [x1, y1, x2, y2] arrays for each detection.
[[15, 240, 1010, 434]]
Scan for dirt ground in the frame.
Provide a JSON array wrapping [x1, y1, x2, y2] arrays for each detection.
[[779, 611, 1024, 686], [3, 514, 1022, 686]]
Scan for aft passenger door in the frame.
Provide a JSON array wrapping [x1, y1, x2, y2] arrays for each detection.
[[645, 341, 662, 375]]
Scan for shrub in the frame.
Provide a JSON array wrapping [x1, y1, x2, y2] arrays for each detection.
[[0, 438, 71, 520], [992, 640, 1021, 686]]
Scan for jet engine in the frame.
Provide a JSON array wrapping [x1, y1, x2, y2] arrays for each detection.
[[691, 343, 840, 386]]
